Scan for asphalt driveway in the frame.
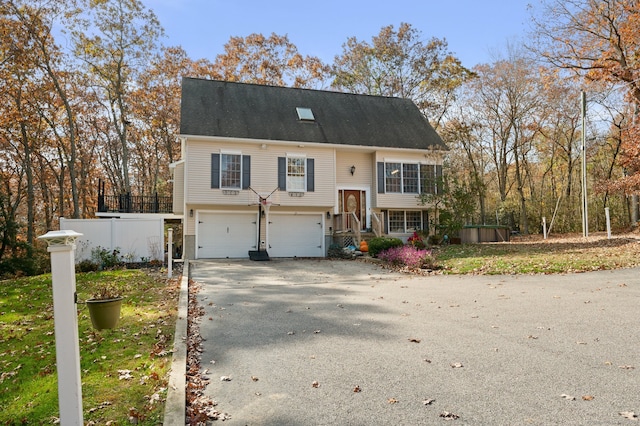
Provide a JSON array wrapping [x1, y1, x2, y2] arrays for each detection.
[[190, 259, 639, 425]]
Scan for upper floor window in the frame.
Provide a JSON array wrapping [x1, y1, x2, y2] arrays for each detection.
[[377, 162, 442, 195], [287, 156, 306, 192], [221, 153, 241, 189], [385, 163, 402, 193], [403, 163, 419, 193], [211, 153, 250, 190], [278, 156, 315, 193], [420, 164, 443, 195]]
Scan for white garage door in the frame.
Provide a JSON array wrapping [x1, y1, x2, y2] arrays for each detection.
[[268, 213, 324, 257], [197, 212, 257, 258]]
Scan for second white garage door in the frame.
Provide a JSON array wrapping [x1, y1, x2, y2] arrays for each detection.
[[267, 213, 324, 257], [196, 212, 257, 258]]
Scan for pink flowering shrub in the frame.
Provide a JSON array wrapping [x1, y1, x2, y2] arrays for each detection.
[[377, 245, 436, 270]]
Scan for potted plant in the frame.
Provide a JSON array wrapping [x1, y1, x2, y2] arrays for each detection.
[[86, 284, 123, 330]]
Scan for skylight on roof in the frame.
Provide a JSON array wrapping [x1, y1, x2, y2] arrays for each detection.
[[296, 107, 315, 121]]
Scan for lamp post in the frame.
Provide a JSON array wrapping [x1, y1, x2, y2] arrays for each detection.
[[37, 230, 84, 425]]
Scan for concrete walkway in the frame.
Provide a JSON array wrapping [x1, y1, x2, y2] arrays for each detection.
[[187, 259, 639, 425]]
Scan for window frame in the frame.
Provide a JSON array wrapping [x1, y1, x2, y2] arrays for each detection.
[[402, 163, 419, 194], [286, 155, 307, 193], [387, 210, 424, 234], [220, 152, 242, 190], [385, 162, 402, 193], [382, 161, 425, 194]]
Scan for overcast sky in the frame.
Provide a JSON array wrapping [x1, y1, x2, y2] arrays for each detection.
[[145, 0, 534, 69]]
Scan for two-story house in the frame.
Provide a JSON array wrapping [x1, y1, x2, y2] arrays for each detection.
[[172, 78, 447, 259]]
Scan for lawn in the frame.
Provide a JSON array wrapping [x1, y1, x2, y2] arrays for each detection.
[[0, 268, 179, 425], [3, 233, 640, 423], [436, 233, 640, 274]]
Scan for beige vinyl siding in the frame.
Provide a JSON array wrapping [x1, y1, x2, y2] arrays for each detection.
[[272, 145, 334, 207], [335, 151, 373, 187], [377, 193, 426, 209], [172, 162, 184, 214], [185, 138, 334, 208]]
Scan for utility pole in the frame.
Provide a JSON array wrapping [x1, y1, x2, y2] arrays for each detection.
[[581, 91, 589, 237], [633, 103, 639, 225]]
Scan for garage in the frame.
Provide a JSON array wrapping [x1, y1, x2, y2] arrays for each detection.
[[267, 213, 324, 257], [196, 212, 258, 258]]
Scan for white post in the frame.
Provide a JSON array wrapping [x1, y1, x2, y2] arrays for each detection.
[[542, 217, 547, 239], [605, 207, 611, 239], [167, 228, 173, 279], [37, 230, 84, 425], [581, 91, 589, 237]]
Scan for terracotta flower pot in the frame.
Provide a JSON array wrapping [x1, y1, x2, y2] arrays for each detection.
[[86, 297, 123, 330]]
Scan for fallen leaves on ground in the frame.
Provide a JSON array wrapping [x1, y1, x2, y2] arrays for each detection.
[[619, 411, 639, 420], [185, 279, 231, 423], [117, 370, 133, 380], [388, 233, 640, 275], [439, 411, 459, 419]]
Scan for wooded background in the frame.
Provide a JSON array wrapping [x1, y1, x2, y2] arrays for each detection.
[[2, 0, 640, 271]]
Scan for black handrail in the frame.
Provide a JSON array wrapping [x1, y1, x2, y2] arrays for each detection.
[[97, 192, 172, 214]]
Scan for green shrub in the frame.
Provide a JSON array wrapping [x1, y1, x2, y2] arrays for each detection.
[[368, 237, 403, 257], [76, 259, 99, 272], [91, 246, 123, 270], [0, 245, 48, 278], [427, 234, 440, 245]]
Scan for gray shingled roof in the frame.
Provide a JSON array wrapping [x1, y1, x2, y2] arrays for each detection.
[[180, 78, 447, 150]]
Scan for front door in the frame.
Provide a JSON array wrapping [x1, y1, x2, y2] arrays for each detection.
[[343, 190, 365, 230]]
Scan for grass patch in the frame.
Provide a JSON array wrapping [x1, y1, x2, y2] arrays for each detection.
[[435, 235, 640, 274], [0, 269, 179, 424]]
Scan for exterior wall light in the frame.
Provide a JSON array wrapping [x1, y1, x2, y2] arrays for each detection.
[[350, 165, 356, 175]]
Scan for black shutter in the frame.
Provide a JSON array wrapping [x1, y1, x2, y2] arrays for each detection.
[[377, 162, 385, 194], [436, 165, 443, 194], [242, 155, 251, 189], [382, 209, 389, 234], [306, 158, 314, 192], [278, 157, 286, 191], [211, 153, 220, 189]]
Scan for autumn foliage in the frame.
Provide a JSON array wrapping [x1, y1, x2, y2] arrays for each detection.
[[3, 0, 640, 275]]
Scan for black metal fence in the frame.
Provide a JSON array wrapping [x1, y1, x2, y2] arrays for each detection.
[[98, 193, 173, 214]]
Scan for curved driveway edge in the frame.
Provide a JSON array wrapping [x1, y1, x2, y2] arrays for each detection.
[[190, 259, 639, 425]]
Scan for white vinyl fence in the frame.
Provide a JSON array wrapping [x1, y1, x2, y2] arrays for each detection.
[[60, 217, 164, 263]]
